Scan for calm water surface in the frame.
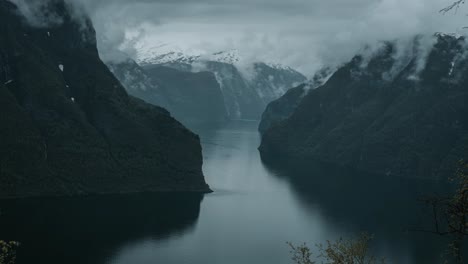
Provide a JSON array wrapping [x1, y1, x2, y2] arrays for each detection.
[[0, 121, 455, 264]]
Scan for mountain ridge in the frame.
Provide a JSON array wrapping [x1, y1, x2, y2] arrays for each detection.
[[110, 49, 306, 122], [259, 34, 468, 179]]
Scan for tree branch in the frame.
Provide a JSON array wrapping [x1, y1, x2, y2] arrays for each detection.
[[440, 0, 465, 14]]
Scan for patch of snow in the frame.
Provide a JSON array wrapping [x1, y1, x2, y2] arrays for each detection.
[[137, 47, 296, 72], [139, 50, 201, 65], [205, 49, 240, 64], [4, 80, 13, 85], [47, 32, 50, 37], [448, 61, 455, 76], [407, 75, 420, 82], [71, 97, 75, 103], [435, 32, 463, 40], [265, 62, 295, 71], [59, 64, 64, 72], [141, 49, 242, 66]]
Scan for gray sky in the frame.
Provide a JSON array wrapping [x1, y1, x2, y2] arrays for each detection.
[[11, 0, 468, 74]]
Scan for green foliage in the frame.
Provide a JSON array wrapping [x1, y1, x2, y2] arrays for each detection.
[[288, 233, 385, 264], [0, 240, 18, 264]]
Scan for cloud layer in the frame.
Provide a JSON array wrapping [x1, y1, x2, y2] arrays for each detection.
[[9, 0, 468, 75]]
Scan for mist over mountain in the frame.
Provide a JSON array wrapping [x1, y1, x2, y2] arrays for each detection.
[[3, 1, 468, 263], [108, 49, 306, 125], [10, 0, 468, 75], [260, 34, 468, 179]]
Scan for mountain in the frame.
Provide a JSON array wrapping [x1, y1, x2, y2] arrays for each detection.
[[138, 49, 307, 120], [260, 35, 468, 179], [138, 49, 240, 66], [185, 60, 265, 120], [0, 0, 211, 198], [258, 67, 333, 134], [107, 59, 228, 127], [247, 62, 308, 105], [258, 84, 308, 135], [106, 59, 168, 109], [143, 64, 229, 125]]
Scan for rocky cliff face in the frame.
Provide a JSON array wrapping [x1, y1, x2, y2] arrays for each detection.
[[197, 60, 265, 120], [260, 35, 468, 179], [107, 60, 228, 127], [0, 0, 210, 198]]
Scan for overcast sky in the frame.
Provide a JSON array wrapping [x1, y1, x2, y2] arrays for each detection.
[[12, 0, 468, 75]]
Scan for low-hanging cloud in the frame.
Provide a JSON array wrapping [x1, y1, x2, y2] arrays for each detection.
[[9, 0, 64, 27], [8, 0, 468, 75]]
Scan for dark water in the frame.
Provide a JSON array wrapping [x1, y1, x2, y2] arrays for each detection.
[[0, 121, 459, 264]]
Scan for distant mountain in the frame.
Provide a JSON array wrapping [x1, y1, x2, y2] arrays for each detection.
[[107, 59, 228, 127], [139, 49, 241, 66], [260, 35, 468, 179], [137, 49, 307, 120], [107, 59, 168, 108], [144, 64, 229, 125], [0, 0, 210, 198]]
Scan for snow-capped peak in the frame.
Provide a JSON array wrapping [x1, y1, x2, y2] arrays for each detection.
[[139, 51, 200, 65], [137, 48, 298, 73], [264, 62, 296, 72], [434, 32, 464, 40], [137, 49, 242, 66], [135, 44, 301, 74], [204, 49, 240, 64]]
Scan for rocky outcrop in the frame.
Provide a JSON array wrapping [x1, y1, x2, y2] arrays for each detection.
[[0, 0, 210, 198], [260, 35, 468, 179]]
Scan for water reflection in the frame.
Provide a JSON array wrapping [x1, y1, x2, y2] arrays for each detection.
[[0, 121, 460, 264], [261, 156, 454, 263], [0, 193, 203, 264]]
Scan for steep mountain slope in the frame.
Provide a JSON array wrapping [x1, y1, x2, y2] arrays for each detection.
[[260, 35, 468, 179], [0, 0, 210, 198], [258, 67, 333, 134], [258, 84, 308, 135], [248, 62, 307, 105], [139, 50, 306, 120], [107, 59, 228, 127], [193, 60, 265, 119], [144, 65, 228, 125], [106, 59, 168, 109]]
